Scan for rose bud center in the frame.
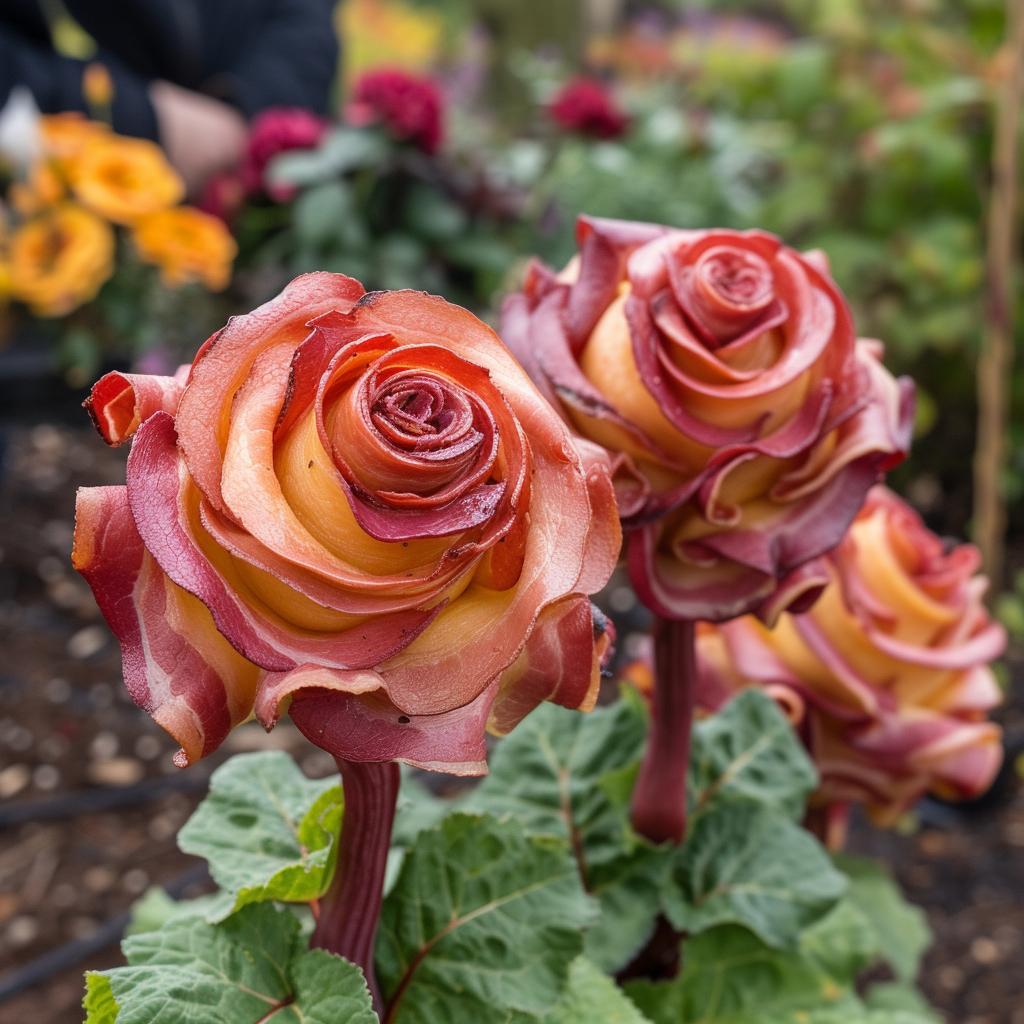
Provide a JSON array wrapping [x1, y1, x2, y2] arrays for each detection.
[[679, 246, 776, 348]]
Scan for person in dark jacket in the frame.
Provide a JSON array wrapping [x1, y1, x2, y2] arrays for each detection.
[[0, 0, 338, 191]]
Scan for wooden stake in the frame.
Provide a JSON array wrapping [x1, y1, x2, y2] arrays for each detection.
[[974, 0, 1024, 589]]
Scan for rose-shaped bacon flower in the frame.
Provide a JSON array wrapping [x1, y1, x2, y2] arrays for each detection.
[[74, 274, 619, 773], [503, 217, 914, 623], [697, 486, 1006, 825]]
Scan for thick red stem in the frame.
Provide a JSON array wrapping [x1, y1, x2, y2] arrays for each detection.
[[311, 758, 400, 1015], [630, 618, 697, 845]]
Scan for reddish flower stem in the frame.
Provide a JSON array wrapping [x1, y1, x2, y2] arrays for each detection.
[[630, 617, 697, 845], [311, 757, 400, 1015]]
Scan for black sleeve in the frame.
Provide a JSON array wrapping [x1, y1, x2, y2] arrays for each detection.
[[0, 26, 160, 139], [65, 0, 339, 118], [203, 0, 339, 118]]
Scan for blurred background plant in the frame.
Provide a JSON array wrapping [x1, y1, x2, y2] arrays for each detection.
[[0, 0, 1020, 573]]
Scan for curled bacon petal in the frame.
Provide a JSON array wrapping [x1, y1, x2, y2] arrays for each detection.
[[73, 485, 260, 765], [84, 363, 190, 446]]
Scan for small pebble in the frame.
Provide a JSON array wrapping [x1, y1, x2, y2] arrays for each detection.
[[68, 625, 107, 659], [32, 764, 60, 791], [971, 936, 1000, 964], [148, 814, 176, 842], [938, 964, 964, 991], [90, 731, 119, 760], [38, 734, 68, 762], [608, 585, 636, 613], [6, 915, 39, 947], [68, 916, 98, 940], [83, 866, 117, 894], [0, 764, 30, 799], [122, 869, 149, 895], [44, 678, 72, 704], [88, 757, 145, 787]]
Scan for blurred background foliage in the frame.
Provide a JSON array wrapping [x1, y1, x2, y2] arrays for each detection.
[[4, 0, 1020, 556]]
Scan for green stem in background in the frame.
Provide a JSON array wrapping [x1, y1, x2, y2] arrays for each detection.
[[310, 758, 400, 1016], [973, 0, 1024, 589], [630, 617, 697, 846]]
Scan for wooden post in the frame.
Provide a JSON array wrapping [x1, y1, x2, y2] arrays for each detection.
[[974, 0, 1024, 589]]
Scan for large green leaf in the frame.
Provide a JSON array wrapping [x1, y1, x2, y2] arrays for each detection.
[[87, 903, 375, 1024], [662, 800, 847, 948], [376, 813, 597, 1024], [177, 751, 343, 919], [689, 691, 818, 821], [460, 697, 661, 973], [463, 698, 648, 871], [833, 855, 932, 984], [545, 956, 652, 1024], [584, 847, 668, 972]]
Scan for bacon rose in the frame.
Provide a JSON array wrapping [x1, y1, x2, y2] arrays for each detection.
[[696, 486, 1005, 827], [502, 216, 915, 623], [73, 273, 619, 774]]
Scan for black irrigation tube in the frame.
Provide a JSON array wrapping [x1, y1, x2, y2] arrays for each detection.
[[0, 772, 211, 828], [0, 862, 210, 1003]]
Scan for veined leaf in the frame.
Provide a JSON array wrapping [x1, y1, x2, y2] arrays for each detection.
[[545, 956, 653, 1024], [377, 813, 597, 1024], [833, 854, 932, 984], [83, 973, 118, 1024], [662, 800, 846, 948], [94, 903, 375, 1024], [462, 699, 648, 873], [690, 691, 818, 821], [177, 751, 343, 919]]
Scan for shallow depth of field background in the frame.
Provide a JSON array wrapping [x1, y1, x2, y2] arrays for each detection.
[[2, 1, 1024, 1021]]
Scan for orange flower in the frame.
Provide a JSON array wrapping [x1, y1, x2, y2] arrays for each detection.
[[696, 486, 1005, 828], [8, 160, 66, 216], [70, 135, 184, 224], [10, 204, 114, 316], [132, 206, 238, 291], [39, 112, 109, 171]]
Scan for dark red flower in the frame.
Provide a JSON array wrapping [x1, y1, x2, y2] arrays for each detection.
[[548, 77, 629, 140], [347, 68, 444, 155], [199, 171, 246, 225], [242, 106, 329, 194]]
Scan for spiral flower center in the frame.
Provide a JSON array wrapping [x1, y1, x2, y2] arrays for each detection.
[[698, 248, 774, 311]]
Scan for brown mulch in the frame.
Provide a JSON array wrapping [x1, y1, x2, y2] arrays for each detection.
[[0, 421, 1022, 1023]]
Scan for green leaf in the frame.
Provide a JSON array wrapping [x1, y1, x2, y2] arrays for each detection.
[[584, 848, 668, 973], [662, 801, 847, 948], [864, 982, 941, 1021], [461, 699, 659, 972], [377, 813, 597, 1024], [83, 972, 119, 1024], [545, 956, 652, 1024], [690, 691, 818, 821], [97, 903, 375, 1024], [624, 924, 858, 1024], [799, 899, 879, 986], [293, 181, 354, 248], [463, 699, 648, 870], [177, 751, 343, 919], [126, 887, 236, 936], [266, 127, 387, 189], [833, 855, 932, 984]]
